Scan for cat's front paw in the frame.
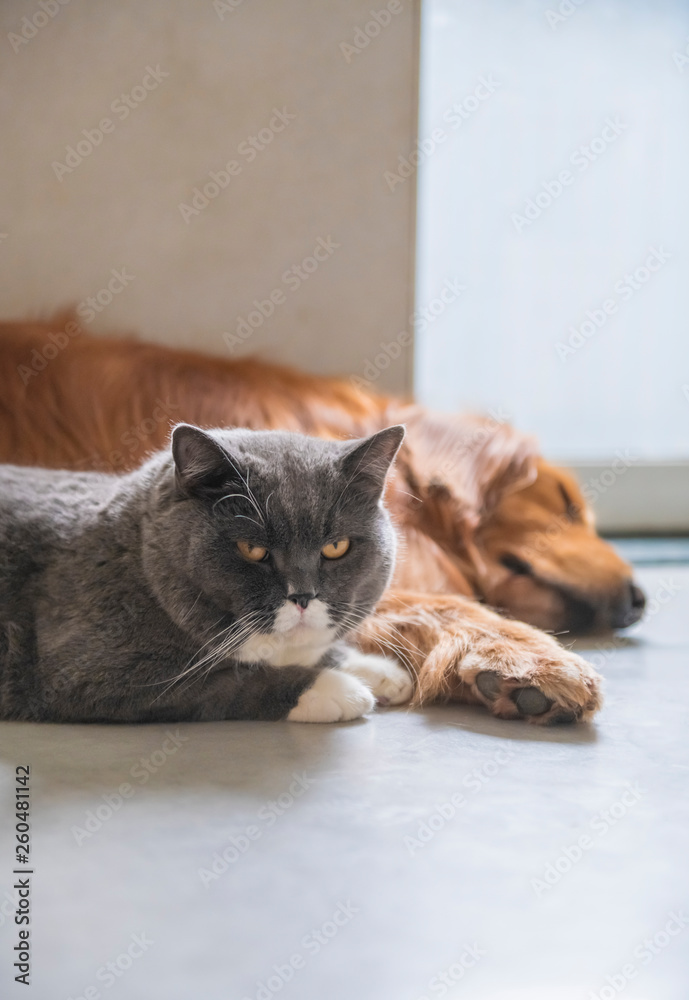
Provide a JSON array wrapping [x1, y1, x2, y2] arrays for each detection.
[[340, 652, 413, 706], [287, 668, 375, 723]]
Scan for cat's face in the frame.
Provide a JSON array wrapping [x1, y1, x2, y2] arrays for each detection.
[[147, 423, 404, 664]]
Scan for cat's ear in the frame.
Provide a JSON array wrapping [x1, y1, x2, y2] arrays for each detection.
[[340, 425, 405, 498], [171, 424, 239, 495]]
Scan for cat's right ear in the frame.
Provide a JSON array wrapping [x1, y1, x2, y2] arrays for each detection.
[[172, 424, 236, 496]]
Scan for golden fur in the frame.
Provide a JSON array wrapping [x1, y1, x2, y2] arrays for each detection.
[[0, 315, 644, 723]]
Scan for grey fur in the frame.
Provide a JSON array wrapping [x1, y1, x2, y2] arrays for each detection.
[[0, 424, 404, 722]]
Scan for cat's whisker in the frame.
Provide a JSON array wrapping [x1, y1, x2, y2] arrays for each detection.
[[199, 622, 262, 670], [370, 617, 426, 659], [148, 611, 266, 700], [178, 617, 246, 669], [243, 469, 265, 526], [176, 590, 206, 628], [366, 617, 425, 675], [215, 452, 266, 527], [212, 492, 264, 525], [233, 514, 263, 528], [333, 603, 421, 684], [186, 614, 263, 672], [191, 608, 275, 668], [366, 634, 419, 686]]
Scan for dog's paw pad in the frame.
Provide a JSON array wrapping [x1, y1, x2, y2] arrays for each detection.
[[511, 686, 552, 716], [474, 670, 570, 723], [475, 670, 502, 700], [547, 709, 578, 725]]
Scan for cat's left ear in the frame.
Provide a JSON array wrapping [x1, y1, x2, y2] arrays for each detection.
[[172, 424, 240, 495], [340, 425, 405, 498]]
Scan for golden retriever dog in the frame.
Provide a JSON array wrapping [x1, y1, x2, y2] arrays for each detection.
[[0, 316, 646, 724]]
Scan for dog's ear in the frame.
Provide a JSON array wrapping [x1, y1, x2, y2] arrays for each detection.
[[463, 420, 538, 516], [396, 408, 538, 522]]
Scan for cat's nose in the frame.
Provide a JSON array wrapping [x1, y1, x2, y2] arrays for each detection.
[[288, 592, 317, 610]]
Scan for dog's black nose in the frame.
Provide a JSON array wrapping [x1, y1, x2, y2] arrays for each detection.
[[288, 593, 315, 609], [630, 583, 646, 612], [610, 581, 646, 629]]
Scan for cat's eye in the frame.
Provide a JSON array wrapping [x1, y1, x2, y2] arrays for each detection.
[[237, 540, 269, 562], [321, 538, 350, 560]]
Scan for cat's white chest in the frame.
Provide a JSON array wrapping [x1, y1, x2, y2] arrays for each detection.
[[234, 599, 336, 668]]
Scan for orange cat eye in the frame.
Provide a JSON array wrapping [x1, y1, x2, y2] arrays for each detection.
[[321, 539, 350, 560], [237, 540, 269, 562]]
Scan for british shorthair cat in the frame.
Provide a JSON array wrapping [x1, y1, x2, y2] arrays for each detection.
[[0, 423, 412, 723]]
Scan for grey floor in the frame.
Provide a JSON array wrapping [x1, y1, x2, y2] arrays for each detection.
[[1, 554, 688, 999]]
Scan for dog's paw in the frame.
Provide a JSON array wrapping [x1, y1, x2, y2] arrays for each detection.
[[355, 592, 603, 724], [340, 652, 414, 706], [461, 628, 602, 725], [287, 668, 375, 723]]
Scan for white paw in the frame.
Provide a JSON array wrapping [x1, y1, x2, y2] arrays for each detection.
[[340, 652, 413, 706], [287, 668, 376, 723]]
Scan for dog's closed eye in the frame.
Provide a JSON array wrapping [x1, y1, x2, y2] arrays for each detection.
[[558, 483, 582, 521], [500, 553, 533, 576]]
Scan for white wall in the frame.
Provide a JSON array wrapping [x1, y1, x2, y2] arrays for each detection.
[[416, 0, 689, 463], [0, 0, 419, 392]]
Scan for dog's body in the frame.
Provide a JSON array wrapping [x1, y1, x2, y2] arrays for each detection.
[[0, 317, 644, 723]]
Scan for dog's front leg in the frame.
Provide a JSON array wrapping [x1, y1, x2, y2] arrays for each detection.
[[356, 590, 602, 725]]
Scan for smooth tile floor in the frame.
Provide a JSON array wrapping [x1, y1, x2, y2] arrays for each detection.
[[1, 559, 688, 1000]]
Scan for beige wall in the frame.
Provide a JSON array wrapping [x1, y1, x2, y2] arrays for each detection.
[[0, 0, 419, 392]]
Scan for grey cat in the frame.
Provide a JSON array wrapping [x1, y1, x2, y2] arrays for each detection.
[[0, 423, 413, 723]]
